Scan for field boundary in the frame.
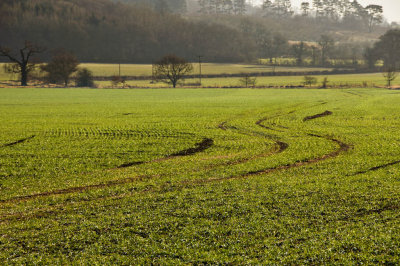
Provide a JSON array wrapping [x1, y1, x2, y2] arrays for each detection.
[[93, 69, 377, 81]]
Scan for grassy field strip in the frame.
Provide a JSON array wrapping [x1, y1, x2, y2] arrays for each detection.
[[1, 88, 400, 263]]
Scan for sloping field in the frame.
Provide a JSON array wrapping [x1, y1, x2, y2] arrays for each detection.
[[0, 87, 399, 264]]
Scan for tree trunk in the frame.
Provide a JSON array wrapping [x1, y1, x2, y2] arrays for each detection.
[[21, 65, 28, 86]]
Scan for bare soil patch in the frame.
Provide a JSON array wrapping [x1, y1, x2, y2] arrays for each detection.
[[303, 111, 333, 122]]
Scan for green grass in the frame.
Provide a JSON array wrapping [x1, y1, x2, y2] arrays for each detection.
[[1, 87, 400, 264]]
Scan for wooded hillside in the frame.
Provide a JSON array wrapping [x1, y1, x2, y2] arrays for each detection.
[[0, 0, 391, 63], [0, 0, 253, 63]]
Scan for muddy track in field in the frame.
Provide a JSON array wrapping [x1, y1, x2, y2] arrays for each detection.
[[199, 109, 349, 183], [256, 118, 285, 132], [347, 160, 400, 176], [0, 104, 348, 210], [216, 120, 288, 164], [1, 135, 36, 148], [0, 106, 353, 223], [0, 110, 351, 223], [0, 112, 289, 207], [182, 133, 350, 185], [0, 175, 155, 204], [0, 138, 214, 204], [116, 138, 214, 168], [303, 111, 333, 122]]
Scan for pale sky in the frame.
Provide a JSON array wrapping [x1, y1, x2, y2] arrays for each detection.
[[252, 0, 400, 22]]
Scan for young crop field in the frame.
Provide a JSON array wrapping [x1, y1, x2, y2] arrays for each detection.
[[0, 87, 400, 264]]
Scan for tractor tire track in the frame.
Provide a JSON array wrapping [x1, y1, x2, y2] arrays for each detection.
[[202, 141, 288, 171], [116, 138, 213, 168], [0, 125, 349, 223], [0, 103, 345, 217], [0, 115, 286, 207], [0, 175, 156, 204], [256, 118, 284, 132], [347, 160, 400, 176], [182, 134, 350, 185], [303, 111, 333, 122], [215, 120, 288, 165], [1, 135, 36, 148], [0, 138, 214, 204], [186, 108, 349, 184]]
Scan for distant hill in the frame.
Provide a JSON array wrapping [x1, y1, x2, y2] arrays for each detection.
[[0, 0, 253, 63], [0, 0, 389, 64]]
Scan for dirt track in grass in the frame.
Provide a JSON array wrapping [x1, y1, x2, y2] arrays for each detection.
[[1, 135, 36, 148], [0, 106, 350, 207], [303, 111, 333, 122], [116, 138, 214, 168]]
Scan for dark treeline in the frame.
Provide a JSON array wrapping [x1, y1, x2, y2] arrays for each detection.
[[0, 0, 252, 63], [0, 0, 394, 64]]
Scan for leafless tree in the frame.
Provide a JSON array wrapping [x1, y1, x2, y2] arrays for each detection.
[[239, 73, 257, 88], [383, 67, 398, 88], [153, 55, 193, 88], [0, 41, 45, 86], [318, 35, 334, 66]]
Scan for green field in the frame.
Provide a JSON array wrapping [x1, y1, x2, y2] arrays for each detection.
[[1, 87, 400, 264]]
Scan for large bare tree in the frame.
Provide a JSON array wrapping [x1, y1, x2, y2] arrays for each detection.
[[153, 55, 193, 88], [0, 41, 45, 86]]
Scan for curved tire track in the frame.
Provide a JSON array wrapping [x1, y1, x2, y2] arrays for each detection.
[[117, 138, 213, 168], [215, 120, 288, 166], [0, 110, 350, 221], [0, 138, 214, 204], [0, 105, 347, 208], [303, 111, 333, 122], [348, 160, 400, 176], [183, 134, 350, 185], [0, 175, 154, 204], [1, 135, 36, 148], [186, 109, 350, 184]]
